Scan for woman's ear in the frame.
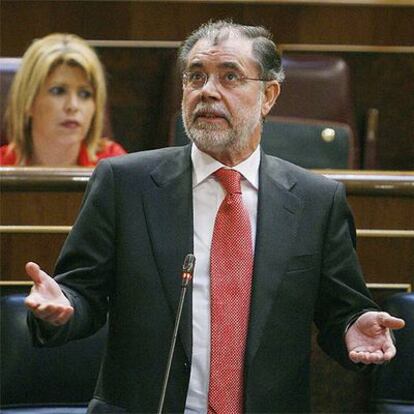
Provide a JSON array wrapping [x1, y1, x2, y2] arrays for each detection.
[[261, 81, 280, 118]]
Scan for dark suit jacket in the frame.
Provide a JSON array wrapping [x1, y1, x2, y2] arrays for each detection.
[[29, 145, 377, 413]]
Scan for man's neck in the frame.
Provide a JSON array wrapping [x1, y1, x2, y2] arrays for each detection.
[[198, 142, 260, 167]]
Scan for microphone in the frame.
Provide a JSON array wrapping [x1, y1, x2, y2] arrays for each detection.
[[157, 254, 196, 414]]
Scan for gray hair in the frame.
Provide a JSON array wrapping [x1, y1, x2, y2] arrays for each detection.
[[178, 20, 285, 83]]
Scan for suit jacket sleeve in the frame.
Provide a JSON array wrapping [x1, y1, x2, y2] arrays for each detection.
[[314, 181, 378, 370]]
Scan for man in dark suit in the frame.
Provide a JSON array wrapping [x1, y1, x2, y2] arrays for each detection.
[[25, 21, 404, 413]]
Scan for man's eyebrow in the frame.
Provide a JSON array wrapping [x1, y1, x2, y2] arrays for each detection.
[[186, 61, 244, 72], [218, 61, 243, 72], [187, 61, 204, 70]]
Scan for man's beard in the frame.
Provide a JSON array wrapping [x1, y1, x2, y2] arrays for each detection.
[[182, 96, 263, 156]]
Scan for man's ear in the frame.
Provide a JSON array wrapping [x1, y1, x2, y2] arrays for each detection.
[[261, 81, 280, 118]]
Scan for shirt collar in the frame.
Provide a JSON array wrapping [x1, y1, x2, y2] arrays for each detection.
[[191, 143, 261, 190]]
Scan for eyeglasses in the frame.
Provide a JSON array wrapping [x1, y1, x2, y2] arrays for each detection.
[[182, 70, 267, 90]]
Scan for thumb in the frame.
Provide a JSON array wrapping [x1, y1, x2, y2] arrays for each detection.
[[25, 262, 48, 285], [378, 312, 405, 330]]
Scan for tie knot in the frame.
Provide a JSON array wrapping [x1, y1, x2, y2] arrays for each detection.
[[214, 168, 242, 195]]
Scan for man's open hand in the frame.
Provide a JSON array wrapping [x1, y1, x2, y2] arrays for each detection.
[[345, 311, 405, 365], [24, 262, 74, 326]]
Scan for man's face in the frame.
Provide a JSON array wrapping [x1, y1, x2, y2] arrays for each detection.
[[181, 36, 276, 164]]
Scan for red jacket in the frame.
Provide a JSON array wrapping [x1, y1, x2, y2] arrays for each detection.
[[0, 140, 127, 166]]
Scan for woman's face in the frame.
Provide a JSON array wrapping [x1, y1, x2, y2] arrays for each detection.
[[29, 64, 96, 150]]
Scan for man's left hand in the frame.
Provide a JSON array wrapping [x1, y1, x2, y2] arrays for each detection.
[[345, 311, 405, 365]]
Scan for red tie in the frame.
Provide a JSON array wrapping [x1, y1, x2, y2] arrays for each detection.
[[208, 168, 254, 414]]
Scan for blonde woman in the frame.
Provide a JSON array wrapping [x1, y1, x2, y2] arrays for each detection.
[[0, 33, 126, 166]]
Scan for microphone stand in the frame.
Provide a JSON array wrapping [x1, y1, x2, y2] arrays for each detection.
[[157, 254, 195, 414]]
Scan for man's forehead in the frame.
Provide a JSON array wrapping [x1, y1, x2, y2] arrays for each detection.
[[186, 37, 256, 67]]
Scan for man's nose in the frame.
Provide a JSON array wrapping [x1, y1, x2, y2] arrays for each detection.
[[200, 74, 221, 100]]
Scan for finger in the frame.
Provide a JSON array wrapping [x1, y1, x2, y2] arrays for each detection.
[[349, 351, 369, 364], [55, 307, 74, 325], [383, 348, 396, 361], [364, 350, 386, 364], [349, 350, 369, 364], [383, 341, 397, 361], [349, 350, 383, 365], [25, 262, 47, 285], [378, 312, 405, 330]]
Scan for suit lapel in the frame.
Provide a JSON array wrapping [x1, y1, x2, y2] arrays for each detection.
[[142, 146, 193, 361], [246, 153, 303, 369]]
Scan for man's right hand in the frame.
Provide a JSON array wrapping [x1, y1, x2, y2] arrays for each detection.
[[24, 262, 74, 326]]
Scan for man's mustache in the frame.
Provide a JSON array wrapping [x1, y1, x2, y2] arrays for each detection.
[[192, 103, 231, 124]]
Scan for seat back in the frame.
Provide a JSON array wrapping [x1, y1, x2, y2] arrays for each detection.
[[0, 58, 21, 145], [370, 293, 414, 413], [270, 54, 359, 167], [0, 294, 107, 413], [272, 54, 356, 130], [262, 116, 355, 169], [170, 113, 354, 169]]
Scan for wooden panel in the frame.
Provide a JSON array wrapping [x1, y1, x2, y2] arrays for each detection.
[[0, 1, 134, 55], [0, 168, 87, 280], [96, 47, 178, 152], [1, 1, 413, 56], [1, 192, 83, 226], [1, 233, 67, 281], [348, 196, 414, 229], [358, 238, 414, 283]]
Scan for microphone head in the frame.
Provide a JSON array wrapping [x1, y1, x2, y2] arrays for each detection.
[[182, 254, 195, 285], [183, 254, 196, 274]]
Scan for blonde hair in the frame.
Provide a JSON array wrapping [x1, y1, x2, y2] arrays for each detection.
[[5, 33, 107, 164]]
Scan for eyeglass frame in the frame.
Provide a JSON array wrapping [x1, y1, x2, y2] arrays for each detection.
[[182, 70, 269, 90]]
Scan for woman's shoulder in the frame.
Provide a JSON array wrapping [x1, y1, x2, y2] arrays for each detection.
[[0, 144, 17, 165], [97, 138, 127, 158], [78, 139, 127, 166]]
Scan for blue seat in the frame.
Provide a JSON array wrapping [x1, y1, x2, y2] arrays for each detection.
[[261, 116, 355, 169], [0, 294, 107, 414], [370, 293, 414, 413]]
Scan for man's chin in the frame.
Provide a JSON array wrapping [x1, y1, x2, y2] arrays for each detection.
[[191, 121, 227, 132], [188, 133, 230, 152]]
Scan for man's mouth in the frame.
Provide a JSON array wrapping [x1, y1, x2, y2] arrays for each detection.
[[193, 110, 229, 124]]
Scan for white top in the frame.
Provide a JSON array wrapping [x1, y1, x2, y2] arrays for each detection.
[[184, 144, 260, 413]]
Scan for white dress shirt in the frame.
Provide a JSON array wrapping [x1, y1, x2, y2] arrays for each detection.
[[184, 144, 260, 413]]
